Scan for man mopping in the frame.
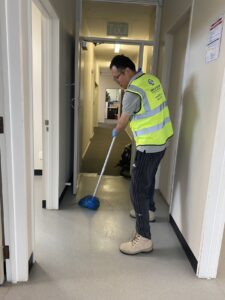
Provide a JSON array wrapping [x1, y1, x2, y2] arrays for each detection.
[[110, 55, 173, 255]]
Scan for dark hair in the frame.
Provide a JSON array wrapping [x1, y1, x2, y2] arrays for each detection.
[[110, 55, 136, 71]]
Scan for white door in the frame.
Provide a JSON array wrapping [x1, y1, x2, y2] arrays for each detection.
[[159, 15, 190, 205], [0, 19, 5, 284], [33, 0, 60, 209]]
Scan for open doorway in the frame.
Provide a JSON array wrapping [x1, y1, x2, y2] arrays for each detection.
[[79, 40, 155, 177], [105, 88, 121, 121], [78, 0, 156, 180]]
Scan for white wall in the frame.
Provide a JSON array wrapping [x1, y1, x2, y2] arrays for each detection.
[[49, 0, 76, 196], [159, 0, 225, 260], [32, 3, 43, 170]]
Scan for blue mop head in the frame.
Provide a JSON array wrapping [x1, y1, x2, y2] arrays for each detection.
[[78, 195, 100, 210]]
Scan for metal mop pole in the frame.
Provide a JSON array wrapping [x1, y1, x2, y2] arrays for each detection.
[[92, 137, 116, 198]]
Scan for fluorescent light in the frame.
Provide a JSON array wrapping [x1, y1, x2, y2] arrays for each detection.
[[114, 43, 120, 53]]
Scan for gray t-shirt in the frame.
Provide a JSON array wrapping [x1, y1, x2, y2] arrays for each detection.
[[122, 73, 170, 153]]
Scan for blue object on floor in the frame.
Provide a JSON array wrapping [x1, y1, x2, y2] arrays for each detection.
[[78, 195, 100, 210], [78, 137, 116, 211]]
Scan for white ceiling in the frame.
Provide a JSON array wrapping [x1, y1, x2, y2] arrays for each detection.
[[82, 0, 156, 69]]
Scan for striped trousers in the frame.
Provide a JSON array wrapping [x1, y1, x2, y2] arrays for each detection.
[[130, 149, 166, 239]]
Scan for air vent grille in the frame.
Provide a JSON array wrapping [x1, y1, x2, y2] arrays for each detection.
[[107, 22, 128, 37]]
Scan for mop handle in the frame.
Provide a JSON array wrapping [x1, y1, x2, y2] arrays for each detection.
[[93, 137, 116, 197]]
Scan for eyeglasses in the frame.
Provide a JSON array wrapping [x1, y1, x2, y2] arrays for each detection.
[[113, 71, 124, 81]]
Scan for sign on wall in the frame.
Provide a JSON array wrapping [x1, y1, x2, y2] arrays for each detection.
[[205, 16, 224, 63]]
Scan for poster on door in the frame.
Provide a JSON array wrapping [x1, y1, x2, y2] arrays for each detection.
[[205, 16, 224, 63]]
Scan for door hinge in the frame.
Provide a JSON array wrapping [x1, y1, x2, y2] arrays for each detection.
[[0, 116, 4, 134], [45, 120, 49, 132], [42, 200, 46, 209], [3, 245, 9, 259]]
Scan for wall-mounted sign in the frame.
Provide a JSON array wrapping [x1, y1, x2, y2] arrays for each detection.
[[205, 16, 224, 63]]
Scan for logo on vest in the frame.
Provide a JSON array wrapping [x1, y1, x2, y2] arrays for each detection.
[[148, 79, 154, 85]]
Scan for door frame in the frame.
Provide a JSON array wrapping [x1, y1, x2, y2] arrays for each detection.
[[0, 0, 33, 282], [0, 8, 7, 283], [0, 0, 59, 282], [74, 1, 162, 191], [73, 0, 82, 194], [78, 36, 153, 178], [0, 152, 4, 284]]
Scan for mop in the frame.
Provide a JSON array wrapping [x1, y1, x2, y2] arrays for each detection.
[[78, 136, 116, 210]]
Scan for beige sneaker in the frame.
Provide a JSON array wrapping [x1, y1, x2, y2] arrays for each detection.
[[120, 233, 153, 255], [130, 209, 156, 222]]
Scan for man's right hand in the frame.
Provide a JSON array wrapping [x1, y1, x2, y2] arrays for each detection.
[[112, 129, 118, 138]]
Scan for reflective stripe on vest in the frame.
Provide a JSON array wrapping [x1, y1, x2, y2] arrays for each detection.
[[128, 84, 168, 120], [133, 116, 171, 137], [128, 84, 150, 112]]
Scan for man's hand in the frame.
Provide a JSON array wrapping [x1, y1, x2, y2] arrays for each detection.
[[112, 129, 118, 138]]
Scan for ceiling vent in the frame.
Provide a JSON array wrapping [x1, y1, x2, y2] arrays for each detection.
[[107, 22, 128, 37]]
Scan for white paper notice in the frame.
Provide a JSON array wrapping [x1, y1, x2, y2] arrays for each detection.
[[206, 16, 224, 63]]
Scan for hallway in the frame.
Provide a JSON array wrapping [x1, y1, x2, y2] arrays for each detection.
[[1, 176, 225, 300], [81, 124, 131, 176]]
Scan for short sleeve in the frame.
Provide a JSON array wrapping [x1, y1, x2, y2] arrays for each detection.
[[122, 91, 141, 116]]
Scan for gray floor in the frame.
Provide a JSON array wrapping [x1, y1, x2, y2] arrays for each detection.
[[1, 175, 225, 300]]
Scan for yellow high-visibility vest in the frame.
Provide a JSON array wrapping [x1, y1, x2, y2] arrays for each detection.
[[127, 73, 173, 146]]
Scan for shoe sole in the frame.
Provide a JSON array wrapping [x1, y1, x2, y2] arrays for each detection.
[[120, 247, 153, 255]]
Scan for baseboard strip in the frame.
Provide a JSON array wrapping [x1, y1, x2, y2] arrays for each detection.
[[169, 215, 198, 273], [28, 252, 34, 273]]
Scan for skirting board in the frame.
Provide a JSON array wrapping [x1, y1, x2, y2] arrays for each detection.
[[28, 252, 34, 273], [169, 215, 198, 273]]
